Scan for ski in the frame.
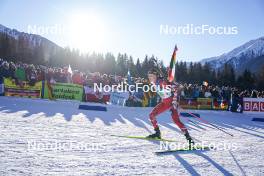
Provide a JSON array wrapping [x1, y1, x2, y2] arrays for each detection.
[[110, 134, 177, 142], [155, 146, 213, 154]]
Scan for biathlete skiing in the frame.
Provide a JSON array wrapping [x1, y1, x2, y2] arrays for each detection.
[[146, 45, 194, 146]]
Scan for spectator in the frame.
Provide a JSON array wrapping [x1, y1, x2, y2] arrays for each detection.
[[0, 58, 263, 107], [204, 90, 212, 98], [193, 86, 200, 98], [251, 90, 258, 98], [27, 65, 37, 86], [72, 70, 83, 85], [0, 61, 11, 82], [15, 64, 26, 86]]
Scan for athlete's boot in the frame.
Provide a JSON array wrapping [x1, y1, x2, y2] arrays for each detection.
[[185, 131, 194, 149], [147, 127, 161, 139]]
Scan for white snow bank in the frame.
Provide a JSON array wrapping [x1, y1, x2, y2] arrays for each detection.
[[0, 96, 263, 175]]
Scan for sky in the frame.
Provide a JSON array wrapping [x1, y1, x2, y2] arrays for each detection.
[[0, 0, 264, 64]]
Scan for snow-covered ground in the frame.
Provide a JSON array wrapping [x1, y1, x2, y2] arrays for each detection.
[[0, 96, 263, 176]]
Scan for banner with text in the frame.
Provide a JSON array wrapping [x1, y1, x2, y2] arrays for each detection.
[[243, 98, 264, 113], [44, 82, 83, 101], [212, 99, 229, 110], [197, 98, 213, 110], [110, 91, 129, 106], [84, 86, 110, 103], [179, 98, 198, 109], [4, 78, 42, 98]]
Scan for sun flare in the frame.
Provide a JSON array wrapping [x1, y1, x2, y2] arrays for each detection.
[[68, 12, 105, 53]]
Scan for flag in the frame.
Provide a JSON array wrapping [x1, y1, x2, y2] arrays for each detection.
[[127, 69, 132, 85], [167, 45, 178, 82], [114, 73, 117, 82], [68, 65, 72, 75]]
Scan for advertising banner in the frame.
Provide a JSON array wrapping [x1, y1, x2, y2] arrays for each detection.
[[84, 86, 110, 103], [179, 98, 198, 109], [213, 99, 228, 110], [44, 82, 83, 101], [243, 98, 264, 113], [197, 98, 213, 110], [4, 78, 42, 98], [110, 91, 129, 106]]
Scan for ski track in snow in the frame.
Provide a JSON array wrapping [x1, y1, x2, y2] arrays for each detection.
[[0, 96, 263, 176]]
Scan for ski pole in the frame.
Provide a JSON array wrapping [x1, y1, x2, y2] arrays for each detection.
[[180, 115, 201, 127], [152, 58, 165, 78], [181, 109, 234, 137]]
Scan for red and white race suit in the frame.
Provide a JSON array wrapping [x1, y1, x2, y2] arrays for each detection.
[[149, 79, 188, 133]]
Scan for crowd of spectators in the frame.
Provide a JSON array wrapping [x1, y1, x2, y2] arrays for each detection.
[[179, 83, 264, 99], [0, 59, 122, 87], [1, 59, 264, 102]]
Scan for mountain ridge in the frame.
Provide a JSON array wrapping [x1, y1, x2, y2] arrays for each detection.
[[200, 36, 264, 74], [0, 24, 61, 64]]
